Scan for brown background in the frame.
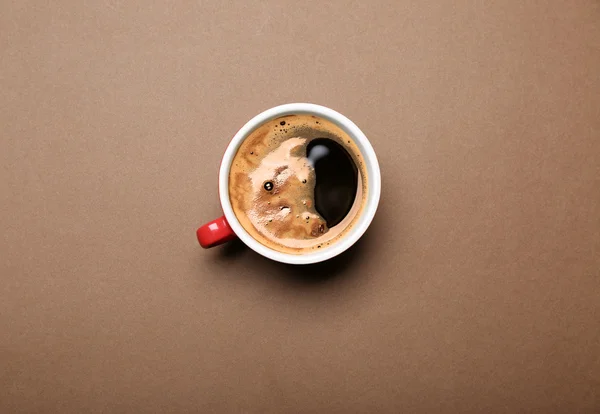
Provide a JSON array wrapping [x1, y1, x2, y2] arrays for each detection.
[[1, 1, 599, 413]]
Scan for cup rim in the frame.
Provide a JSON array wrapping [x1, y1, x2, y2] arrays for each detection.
[[218, 103, 381, 265]]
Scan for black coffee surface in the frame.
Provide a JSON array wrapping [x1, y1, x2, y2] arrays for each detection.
[[307, 138, 358, 228]]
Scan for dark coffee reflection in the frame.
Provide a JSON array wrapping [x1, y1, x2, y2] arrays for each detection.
[[307, 138, 358, 227]]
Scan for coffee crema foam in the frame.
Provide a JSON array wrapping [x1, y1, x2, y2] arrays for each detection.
[[228, 114, 367, 254]]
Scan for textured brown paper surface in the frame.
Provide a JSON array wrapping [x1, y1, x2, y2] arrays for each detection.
[[1, 1, 599, 413]]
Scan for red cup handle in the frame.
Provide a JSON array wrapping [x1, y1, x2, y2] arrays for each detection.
[[196, 216, 237, 248]]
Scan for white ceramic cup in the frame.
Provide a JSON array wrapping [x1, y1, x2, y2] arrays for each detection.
[[196, 103, 381, 265]]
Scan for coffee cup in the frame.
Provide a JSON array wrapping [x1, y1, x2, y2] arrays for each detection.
[[196, 103, 380, 265]]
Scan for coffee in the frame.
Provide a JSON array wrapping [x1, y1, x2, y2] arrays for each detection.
[[228, 114, 367, 254], [307, 138, 358, 228]]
